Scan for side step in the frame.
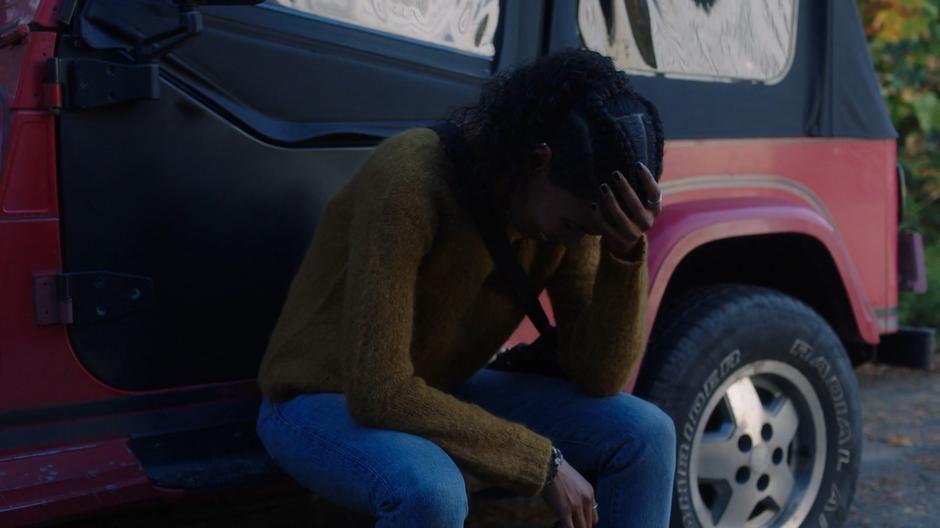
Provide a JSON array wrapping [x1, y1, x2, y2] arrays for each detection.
[[128, 423, 283, 491], [876, 326, 936, 370]]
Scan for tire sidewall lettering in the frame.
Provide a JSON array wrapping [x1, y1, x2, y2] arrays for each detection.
[[788, 339, 857, 527], [789, 339, 852, 461], [675, 348, 741, 527], [675, 338, 857, 527], [646, 287, 861, 528]]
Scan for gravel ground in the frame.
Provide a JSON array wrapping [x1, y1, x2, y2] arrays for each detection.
[[847, 363, 940, 527], [63, 363, 939, 527]]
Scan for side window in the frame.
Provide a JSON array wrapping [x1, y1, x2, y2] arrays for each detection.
[[578, 0, 798, 83], [270, 0, 500, 57]]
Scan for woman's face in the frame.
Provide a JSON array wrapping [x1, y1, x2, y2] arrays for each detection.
[[510, 146, 603, 247]]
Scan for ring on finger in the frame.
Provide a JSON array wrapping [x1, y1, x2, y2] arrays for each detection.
[[644, 194, 662, 208]]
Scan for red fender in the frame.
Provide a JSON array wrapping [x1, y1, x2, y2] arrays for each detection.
[[617, 196, 880, 392], [505, 196, 878, 391], [646, 196, 879, 340]]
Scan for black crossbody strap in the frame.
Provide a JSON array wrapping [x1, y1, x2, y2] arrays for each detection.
[[431, 121, 557, 341], [476, 211, 556, 338]]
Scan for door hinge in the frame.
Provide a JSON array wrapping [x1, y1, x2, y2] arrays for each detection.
[[33, 272, 154, 326], [41, 0, 210, 111], [45, 57, 161, 111]]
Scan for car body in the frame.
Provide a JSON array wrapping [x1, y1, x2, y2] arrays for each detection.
[[0, 0, 928, 526]]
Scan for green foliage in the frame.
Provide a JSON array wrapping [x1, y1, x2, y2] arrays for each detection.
[[898, 242, 940, 327], [857, 0, 940, 330]]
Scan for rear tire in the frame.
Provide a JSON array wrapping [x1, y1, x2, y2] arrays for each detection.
[[636, 285, 862, 528]]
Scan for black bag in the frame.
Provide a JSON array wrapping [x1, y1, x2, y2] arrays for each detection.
[[431, 121, 565, 379]]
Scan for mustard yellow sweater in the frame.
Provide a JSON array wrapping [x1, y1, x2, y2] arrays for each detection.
[[257, 127, 649, 497]]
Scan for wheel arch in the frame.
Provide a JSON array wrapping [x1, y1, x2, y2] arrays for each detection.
[[631, 197, 879, 392], [655, 234, 863, 356]]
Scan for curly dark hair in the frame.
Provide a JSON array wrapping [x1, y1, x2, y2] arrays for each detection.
[[449, 48, 664, 210]]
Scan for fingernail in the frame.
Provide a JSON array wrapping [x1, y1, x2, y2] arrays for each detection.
[[600, 184, 609, 194], [636, 161, 647, 169], [591, 202, 598, 211]]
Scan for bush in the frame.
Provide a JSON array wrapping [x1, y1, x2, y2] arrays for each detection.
[[858, 0, 940, 339], [898, 241, 940, 329]]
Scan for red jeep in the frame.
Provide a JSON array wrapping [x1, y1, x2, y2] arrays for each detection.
[[0, 0, 930, 526]]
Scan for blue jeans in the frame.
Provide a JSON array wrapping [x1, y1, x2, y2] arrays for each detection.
[[256, 369, 676, 527]]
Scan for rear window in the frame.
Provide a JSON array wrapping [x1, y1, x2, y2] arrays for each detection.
[[270, 0, 499, 57], [578, 0, 798, 83]]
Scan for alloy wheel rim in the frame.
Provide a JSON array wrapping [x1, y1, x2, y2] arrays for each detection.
[[689, 360, 827, 527]]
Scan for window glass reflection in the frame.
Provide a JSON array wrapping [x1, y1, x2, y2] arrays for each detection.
[[578, 0, 797, 83], [272, 0, 499, 57]]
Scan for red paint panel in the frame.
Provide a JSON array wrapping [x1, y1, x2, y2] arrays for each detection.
[[11, 32, 56, 111], [0, 220, 117, 413], [34, 0, 64, 28], [0, 19, 117, 412], [618, 197, 880, 393], [661, 138, 896, 314], [0, 36, 28, 102], [645, 197, 877, 340], [1, 111, 58, 216], [0, 103, 4, 184], [0, 439, 156, 525]]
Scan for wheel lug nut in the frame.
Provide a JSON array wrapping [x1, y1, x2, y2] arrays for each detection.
[[772, 447, 784, 465], [761, 423, 773, 441], [757, 474, 770, 491], [738, 435, 752, 452], [735, 466, 750, 484]]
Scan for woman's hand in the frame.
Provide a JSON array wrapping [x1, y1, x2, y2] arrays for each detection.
[[541, 460, 599, 527], [592, 161, 662, 260]]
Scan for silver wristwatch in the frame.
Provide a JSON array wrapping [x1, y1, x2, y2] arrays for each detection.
[[545, 446, 564, 487]]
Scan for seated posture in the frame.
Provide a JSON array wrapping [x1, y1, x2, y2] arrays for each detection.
[[256, 49, 676, 528]]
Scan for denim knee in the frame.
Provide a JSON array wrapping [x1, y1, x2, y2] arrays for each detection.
[[643, 401, 677, 447], [645, 402, 678, 470], [377, 468, 469, 526], [607, 397, 677, 475]]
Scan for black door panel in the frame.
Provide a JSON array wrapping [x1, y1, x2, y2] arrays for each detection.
[[60, 78, 372, 389], [78, 0, 491, 144], [58, 0, 518, 389]]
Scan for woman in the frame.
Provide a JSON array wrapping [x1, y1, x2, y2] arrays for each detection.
[[256, 49, 676, 528]]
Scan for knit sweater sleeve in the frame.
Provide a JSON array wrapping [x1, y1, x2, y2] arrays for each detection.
[[339, 139, 553, 497], [545, 234, 649, 397]]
